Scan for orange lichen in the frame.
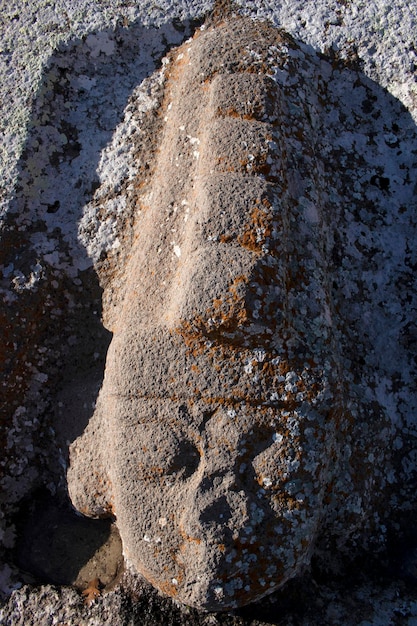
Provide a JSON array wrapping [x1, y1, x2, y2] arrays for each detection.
[[82, 578, 102, 606], [238, 202, 273, 252], [179, 525, 202, 545], [137, 463, 165, 481]]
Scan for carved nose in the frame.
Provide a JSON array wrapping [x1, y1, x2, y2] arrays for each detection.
[[179, 471, 247, 541], [178, 409, 247, 541], [198, 472, 235, 496]]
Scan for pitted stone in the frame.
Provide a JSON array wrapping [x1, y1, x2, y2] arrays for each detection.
[[67, 15, 410, 612]]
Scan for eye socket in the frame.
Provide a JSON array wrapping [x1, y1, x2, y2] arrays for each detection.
[[135, 431, 201, 483], [235, 427, 280, 488], [165, 440, 201, 479], [131, 404, 202, 483]]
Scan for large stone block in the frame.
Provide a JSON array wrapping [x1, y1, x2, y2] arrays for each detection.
[[67, 15, 411, 611]]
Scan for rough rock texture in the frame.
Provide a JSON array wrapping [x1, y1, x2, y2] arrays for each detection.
[[3, 569, 417, 626], [67, 14, 416, 612], [1, 0, 417, 622], [68, 17, 340, 610]]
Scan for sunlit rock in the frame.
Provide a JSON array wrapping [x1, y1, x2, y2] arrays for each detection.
[[68, 15, 415, 611]]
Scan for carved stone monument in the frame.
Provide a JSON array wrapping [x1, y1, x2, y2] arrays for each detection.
[[67, 15, 414, 610]]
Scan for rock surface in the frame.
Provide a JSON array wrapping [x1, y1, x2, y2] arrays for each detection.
[[68, 10, 416, 612], [1, 0, 417, 623]]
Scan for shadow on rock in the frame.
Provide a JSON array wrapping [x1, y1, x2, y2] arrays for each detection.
[[0, 12, 201, 598], [1, 5, 417, 620], [13, 490, 123, 589]]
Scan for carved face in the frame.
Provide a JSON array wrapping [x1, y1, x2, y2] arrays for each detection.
[[69, 17, 345, 610], [100, 335, 339, 609]]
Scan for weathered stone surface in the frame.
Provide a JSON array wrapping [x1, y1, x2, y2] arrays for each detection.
[[67, 14, 417, 611], [1, 0, 416, 621]]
